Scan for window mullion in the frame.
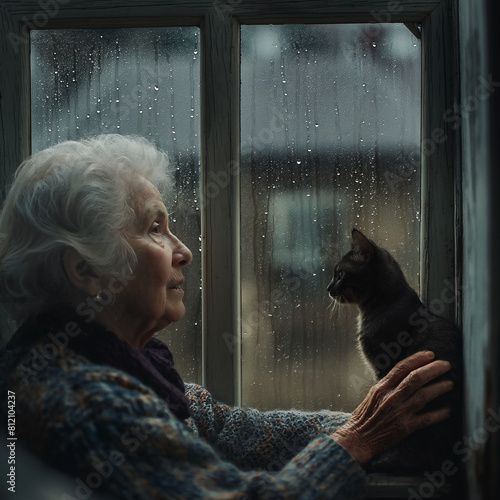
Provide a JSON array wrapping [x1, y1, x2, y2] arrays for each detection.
[[420, 0, 459, 321], [200, 11, 241, 405]]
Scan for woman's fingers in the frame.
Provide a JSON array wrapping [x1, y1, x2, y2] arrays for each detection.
[[333, 351, 456, 464], [412, 407, 453, 433], [407, 379, 455, 413], [391, 359, 452, 402], [379, 351, 436, 389]]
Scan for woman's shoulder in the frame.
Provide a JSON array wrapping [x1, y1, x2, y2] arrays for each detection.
[[1, 324, 172, 420], [16, 338, 163, 393], [2, 335, 187, 467]]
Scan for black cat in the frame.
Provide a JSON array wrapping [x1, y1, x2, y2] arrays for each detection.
[[327, 228, 463, 474]]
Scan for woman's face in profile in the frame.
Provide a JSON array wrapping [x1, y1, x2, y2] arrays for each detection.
[[112, 177, 192, 346]]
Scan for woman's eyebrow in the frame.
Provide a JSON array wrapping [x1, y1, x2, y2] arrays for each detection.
[[146, 208, 167, 220], [140, 207, 167, 230]]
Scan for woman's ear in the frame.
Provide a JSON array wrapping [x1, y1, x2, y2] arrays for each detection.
[[63, 248, 101, 296]]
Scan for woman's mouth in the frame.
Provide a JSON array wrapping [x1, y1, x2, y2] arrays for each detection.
[[168, 279, 184, 292]]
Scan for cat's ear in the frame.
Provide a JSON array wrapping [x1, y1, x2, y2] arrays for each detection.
[[351, 229, 374, 261]]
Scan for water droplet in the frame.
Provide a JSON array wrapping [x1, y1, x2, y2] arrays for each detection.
[[154, 85, 159, 91], [296, 159, 302, 165], [372, 42, 377, 47], [314, 123, 319, 128]]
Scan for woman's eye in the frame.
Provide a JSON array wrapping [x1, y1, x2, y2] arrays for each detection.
[[151, 223, 162, 234]]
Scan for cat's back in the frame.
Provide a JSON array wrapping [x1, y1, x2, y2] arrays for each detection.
[[359, 289, 462, 381], [405, 306, 462, 367]]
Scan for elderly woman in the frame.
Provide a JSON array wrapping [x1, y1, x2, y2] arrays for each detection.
[[0, 135, 452, 499]]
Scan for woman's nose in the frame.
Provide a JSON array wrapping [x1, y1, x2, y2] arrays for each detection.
[[172, 235, 193, 267]]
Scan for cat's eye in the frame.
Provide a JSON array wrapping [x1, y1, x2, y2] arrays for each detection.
[[335, 270, 345, 281]]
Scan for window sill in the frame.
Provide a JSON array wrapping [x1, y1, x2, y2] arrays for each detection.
[[367, 473, 453, 499]]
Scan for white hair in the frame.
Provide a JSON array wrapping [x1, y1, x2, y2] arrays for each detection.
[[0, 134, 172, 319]]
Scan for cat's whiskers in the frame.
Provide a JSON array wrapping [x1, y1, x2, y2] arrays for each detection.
[[327, 295, 343, 318]]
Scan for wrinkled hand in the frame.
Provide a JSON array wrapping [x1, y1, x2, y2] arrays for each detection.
[[331, 351, 453, 465]]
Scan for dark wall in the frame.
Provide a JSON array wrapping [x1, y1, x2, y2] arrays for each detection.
[[459, 0, 500, 498], [486, 0, 500, 497]]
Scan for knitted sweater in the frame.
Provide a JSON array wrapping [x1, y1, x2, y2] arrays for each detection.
[[0, 317, 367, 500]]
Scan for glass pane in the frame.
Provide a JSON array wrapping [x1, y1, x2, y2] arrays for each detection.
[[31, 27, 202, 383], [241, 24, 421, 411]]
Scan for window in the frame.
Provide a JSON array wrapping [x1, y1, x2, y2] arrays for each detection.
[[30, 21, 422, 413], [1, 0, 468, 496], [240, 24, 421, 411], [30, 26, 203, 383], [1, 0, 458, 414]]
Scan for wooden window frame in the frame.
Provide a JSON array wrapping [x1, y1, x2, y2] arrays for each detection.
[[0, 1, 461, 491]]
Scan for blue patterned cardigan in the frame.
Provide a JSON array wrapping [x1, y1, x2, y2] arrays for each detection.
[[0, 317, 367, 500]]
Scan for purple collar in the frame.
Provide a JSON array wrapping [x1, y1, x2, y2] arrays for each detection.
[[37, 309, 191, 420]]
